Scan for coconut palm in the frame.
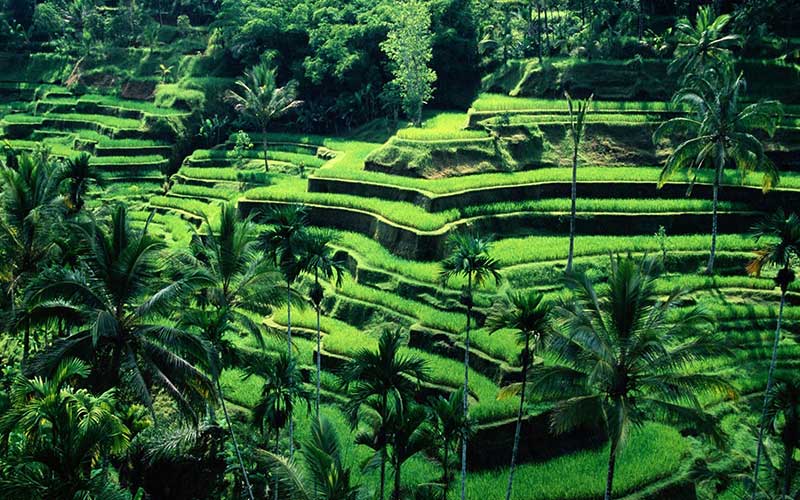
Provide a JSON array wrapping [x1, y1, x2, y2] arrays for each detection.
[[297, 229, 345, 416], [565, 92, 592, 273], [0, 358, 130, 499], [183, 203, 286, 500], [245, 350, 311, 500], [262, 416, 361, 500], [339, 328, 428, 500], [60, 152, 101, 214], [427, 388, 470, 497], [669, 5, 743, 80], [439, 231, 501, 500], [386, 403, 432, 500], [761, 378, 800, 498], [0, 153, 63, 360], [486, 290, 554, 500], [747, 209, 800, 498], [29, 205, 214, 420], [532, 254, 733, 500], [654, 64, 783, 274], [225, 63, 303, 172], [259, 204, 309, 457]]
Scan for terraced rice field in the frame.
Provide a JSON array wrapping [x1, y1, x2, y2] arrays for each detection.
[[3, 74, 798, 497]]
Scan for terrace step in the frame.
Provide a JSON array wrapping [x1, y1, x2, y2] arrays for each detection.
[[239, 199, 765, 261], [308, 176, 800, 213]]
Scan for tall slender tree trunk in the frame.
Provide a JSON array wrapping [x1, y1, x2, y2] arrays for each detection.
[[567, 129, 579, 272], [217, 379, 255, 500], [505, 336, 530, 500], [274, 428, 281, 500], [537, 3, 543, 61], [637, 0, 644, 40], [393, 456, 402, 500], [605, 440, 618, 500], [461, 274, 473, 500], [542, 0, 550, 50], [443, 440, 450, 495], [752, 288, 787, 499], [23, 319, 30, 362], [380, 392, 388, 500], [286, 281, 294, 458], [262, 125, 270, 172], [707, 165, 721, 274], [783, 442, 794, 498], [315, 272, 322, 417], [380, 441, 387, 500]]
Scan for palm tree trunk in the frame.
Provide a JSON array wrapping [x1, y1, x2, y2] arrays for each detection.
[[567, 133, 579, 273], [286, 281, 294, 459], [315, 306, 322, 418], [461, 275, 472, 500], [536, 3, 543, 61], [707, 166, 721, 274], [394, 455, 402, 500], [505, 336, 530, 500], [752, 288, 787, 499], [262, 126, 270, 172], [217, 379, 255, 500], [605, 439, 618, 500], [274, 428, 280, 500], [637, 0, 644, 40], [381, 391, 388, 500], [380, 446, 387, 500], [443, 440, 450, 495], [315, 271, 322, 417], [783, 442, 794, 498], [23, 319, 30, 362]]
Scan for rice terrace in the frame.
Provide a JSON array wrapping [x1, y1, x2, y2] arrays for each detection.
[[0, 1, 799, 499]]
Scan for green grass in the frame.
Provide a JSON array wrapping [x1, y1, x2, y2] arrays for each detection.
[[190, 148, 327, 168], [470, 93, 678, 113], [90, 155, 167, 165], [396, 112, 489, 141], [245, 175, 753, 232], [170, 183, 238, 201], [457, 423, 688, 500], [243, 176, 459, 231], [271, 306, 518, 423], [314, 164, 800, 196]]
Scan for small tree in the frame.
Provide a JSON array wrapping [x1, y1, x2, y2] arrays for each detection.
[[565, 91, 592, 273], [748, 209, 800, 498], [226, 64, 303, 172], [381, 0, 437, 127]]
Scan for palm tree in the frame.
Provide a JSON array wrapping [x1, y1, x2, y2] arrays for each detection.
[[225, 63, 303, 172], [60, 152, 101, 214], [427, 389, 470, 497], [762, 378, 800, 498], [0, 358, 130, 499], [263, 416, 361, 500], [669, 5, 742, 81], [339, 328, 428, 500], [297, 229, 345, 416], [260, 204, 309, 457], [564, 92, 592, 273], [486, 290, 554, 500], [747, 209, 800, 498], [0, 153, 63, 360], [386, 403, 432, 500], [532, 254, 733, 500], [183, 203, 286, 500], [245, 350, 311, 500], [439, 231, 501, 500], [29, 205, 214, 420], [654, 65, 783, 274]]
